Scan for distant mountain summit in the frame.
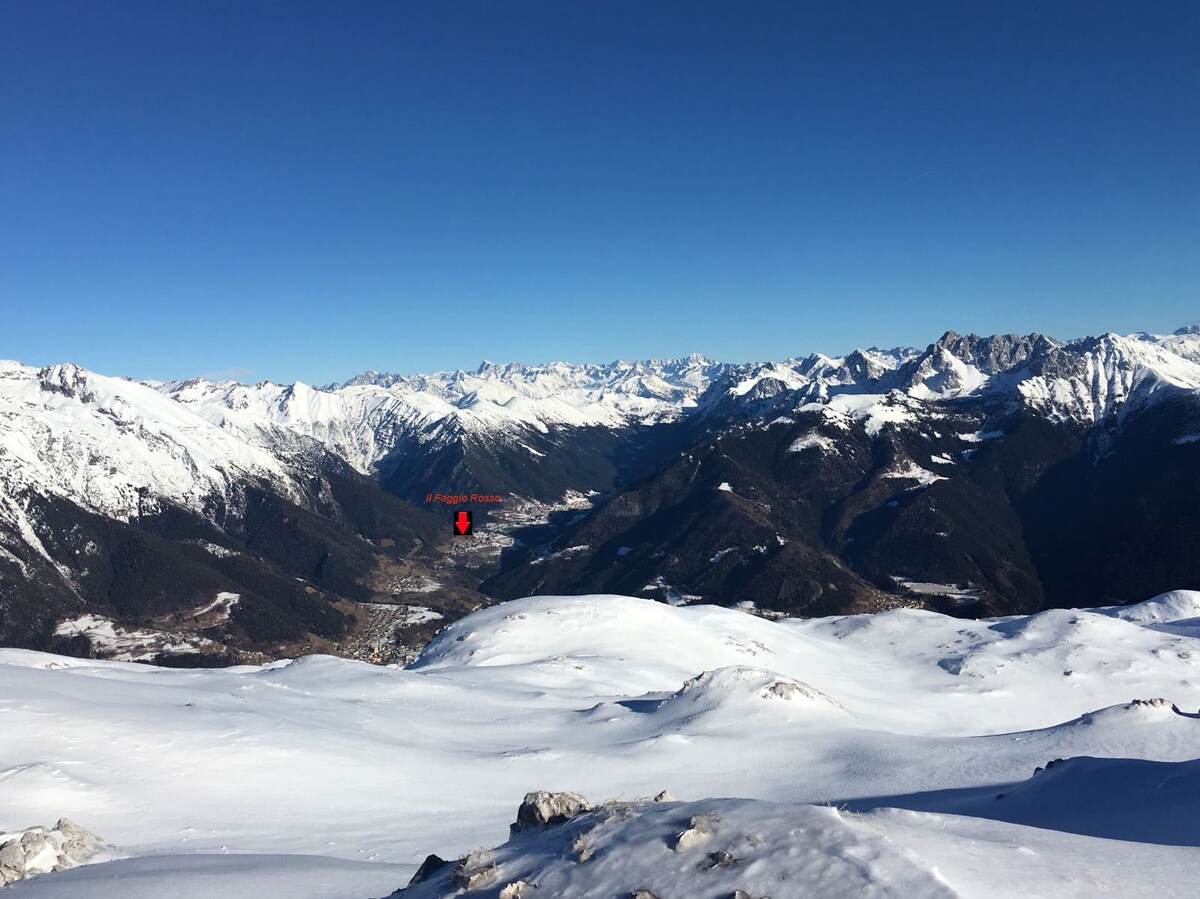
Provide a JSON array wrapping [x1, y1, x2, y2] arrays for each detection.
[[2, 327, 1199, 658]]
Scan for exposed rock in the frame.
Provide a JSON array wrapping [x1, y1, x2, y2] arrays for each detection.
[[700, 849, 734, 868], [671, 813, 715, 851], [451, 851, 496, 890], [0, 819, 108, 886], [570, 832, 593, 863], [759, 676, 844, 707], [499, 880, 535, 898], [673, 827, 709, 851], [1130, 697, 1181, 713], [0, 839, 25, 881], [698, 849, 740, 870], [767, 680, 801, 699], [54, 818, 105, 864], [511, 790, 594, 834], [406, 853, 451, 886], [630, 891, 661, 899], [653, 790, 677, 802]]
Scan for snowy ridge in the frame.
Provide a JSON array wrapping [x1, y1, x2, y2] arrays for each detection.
[[0, 361, 294, 561], [154, 327, 1200, 480], [164, 355, 728, 475], [1019, 332, 1200, 423]]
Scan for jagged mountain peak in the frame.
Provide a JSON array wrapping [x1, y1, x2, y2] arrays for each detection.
[[842, 348, 889, 383], [927, 330, 1058, 374]]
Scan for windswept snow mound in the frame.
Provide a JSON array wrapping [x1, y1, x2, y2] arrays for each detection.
[[650, 667, 847, 729], [1095, 589, 1200, 625], [390, 796, 959, 899], [938, 755, 1200, 846]]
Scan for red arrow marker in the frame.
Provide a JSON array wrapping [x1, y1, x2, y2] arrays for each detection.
[[453, 511, 473, 536]]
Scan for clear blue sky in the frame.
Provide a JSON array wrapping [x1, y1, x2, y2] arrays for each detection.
[[2, 1, 1197, 384]]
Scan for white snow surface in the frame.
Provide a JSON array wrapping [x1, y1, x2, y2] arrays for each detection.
[[50, 614, 217, 661], [786, 431, 835, 453], [187, 592, 241, 621], [883, 460, 948, 488], [4, 590, 1200, 896], [801, 392, 921, 437]]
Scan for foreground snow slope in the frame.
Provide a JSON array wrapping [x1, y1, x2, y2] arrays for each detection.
[[3, 591, 1200, 896], [390, 793, 1200, 899]]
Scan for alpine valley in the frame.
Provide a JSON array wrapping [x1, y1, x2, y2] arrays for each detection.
[[2, 325, 1200, 663]]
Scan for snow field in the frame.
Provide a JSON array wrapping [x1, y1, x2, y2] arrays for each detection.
[[3, 590, 1200, 895]]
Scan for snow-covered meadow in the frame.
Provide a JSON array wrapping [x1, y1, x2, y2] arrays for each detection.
[[3, 591, 1200, 896]]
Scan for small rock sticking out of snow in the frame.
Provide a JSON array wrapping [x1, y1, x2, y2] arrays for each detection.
[[0, 819, 111, 886], [510, 791, 595, 834]]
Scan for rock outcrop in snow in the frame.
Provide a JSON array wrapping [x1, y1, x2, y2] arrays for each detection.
[[510, 791, 596, 834], [0, 819, 109, 886], [388, 794, 960, 899]]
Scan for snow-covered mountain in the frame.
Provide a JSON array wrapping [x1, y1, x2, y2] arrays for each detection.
[[0, 361, 446, 657], [1, 327, 1199, 658], [487, 328, 1200, 618], [8, 327, 1197, 524], [4, 590, 1200, 896], [163, 354, 727, 476], [0, 360, 295, 536], [153, 328, 1200, 486]]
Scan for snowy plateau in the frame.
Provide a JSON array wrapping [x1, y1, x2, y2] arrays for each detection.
[[3, 591, 1200, 896]]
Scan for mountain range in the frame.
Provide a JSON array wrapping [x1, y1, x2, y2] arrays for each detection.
[[2, 326, 1199, 660]]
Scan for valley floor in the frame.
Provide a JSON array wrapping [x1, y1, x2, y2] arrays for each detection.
[[3, 591, 1200, 896]]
